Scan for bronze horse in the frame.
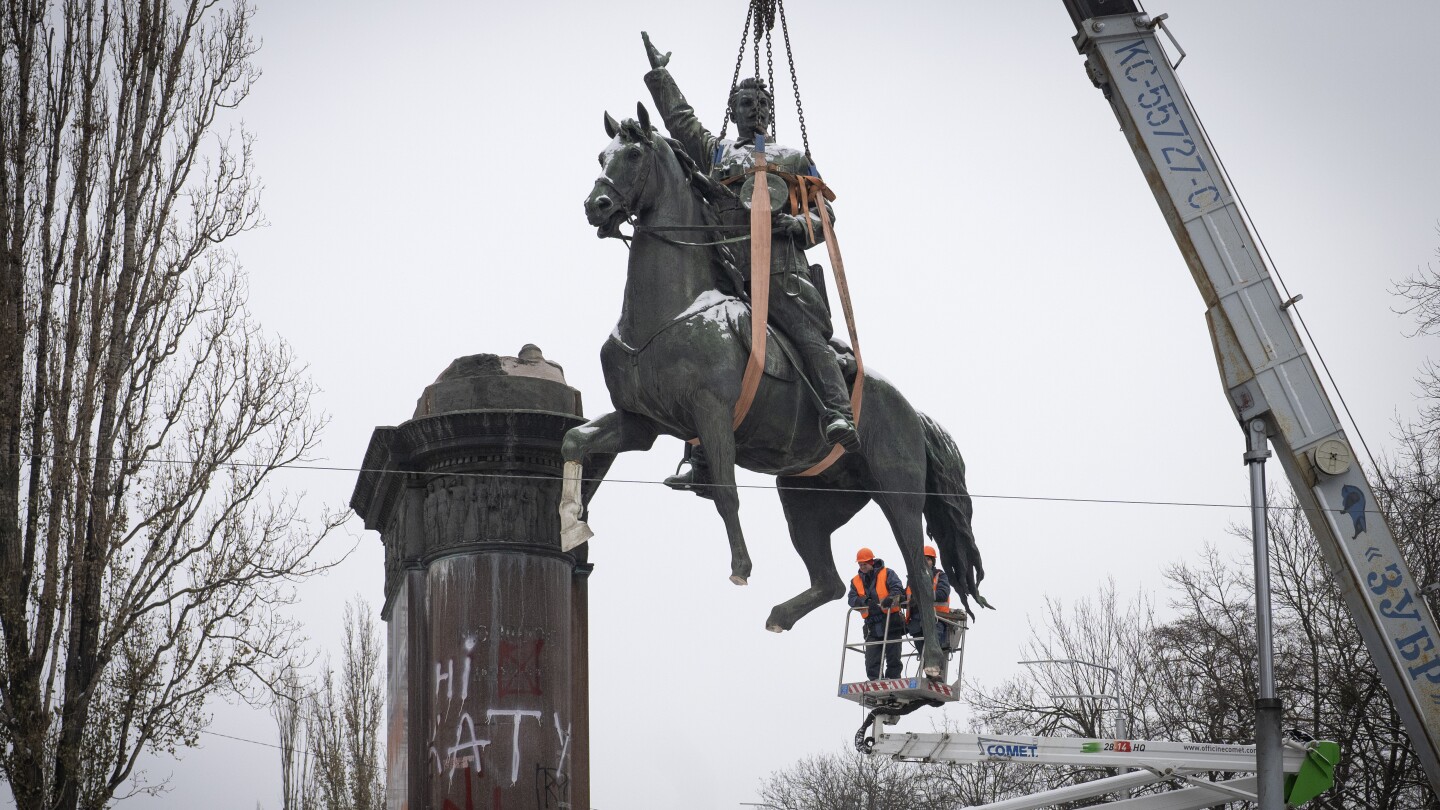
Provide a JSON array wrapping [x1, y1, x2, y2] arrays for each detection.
[[558, 105, 987, 676]]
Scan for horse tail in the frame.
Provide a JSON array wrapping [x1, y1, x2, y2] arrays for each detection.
[[919, 412, 990, 618]]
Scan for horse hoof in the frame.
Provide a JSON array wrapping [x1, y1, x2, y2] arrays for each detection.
[[729, 575, 748, 586], [560, 521, 593, 551], [766, 624, 784, 633], [923, 666, 942, 681]]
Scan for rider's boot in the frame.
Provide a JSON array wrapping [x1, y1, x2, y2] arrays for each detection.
[[824, 412, 861, 453], [664, 446, 717, 500], [808, 347, 861, 453]]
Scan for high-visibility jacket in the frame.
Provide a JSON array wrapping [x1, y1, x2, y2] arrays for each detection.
[[906, 570, 951, 623], [850, 566, 903, 619]]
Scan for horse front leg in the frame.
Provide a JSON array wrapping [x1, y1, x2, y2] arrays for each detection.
[[559, 410, 658, 550], [691, 400, 751, 585]]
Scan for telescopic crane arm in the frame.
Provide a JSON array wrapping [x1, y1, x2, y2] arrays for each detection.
[[1057, 0, 1440, 794]]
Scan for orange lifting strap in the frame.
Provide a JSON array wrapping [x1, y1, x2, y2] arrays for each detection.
[[721, 159, 864, 478], [732, 151, 772, 425]]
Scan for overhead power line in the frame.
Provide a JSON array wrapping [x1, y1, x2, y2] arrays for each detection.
[[201, 728, 387, 776], [9, 450, 1390, 516]]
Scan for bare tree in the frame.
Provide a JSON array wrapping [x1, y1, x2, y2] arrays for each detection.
[[1182, 488, 1436, 809], [0, 3, 344, 809], [967, 582, 1164, 802], [304, 597, 384, 810], [1392, 223, 1440, 440], [965, 498, 1437, 809], [758, 747, 946, 810], [757, 717, 1048, 810], [970, 581, 1154, 741], [272, 665, 312, 810], [1146, 546, 1266, 747]]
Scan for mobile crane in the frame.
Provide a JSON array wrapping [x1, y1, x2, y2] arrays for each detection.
[[860, 3, 1440, 806]]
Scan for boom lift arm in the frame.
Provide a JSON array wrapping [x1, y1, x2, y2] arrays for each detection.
[[870, 728, 1339, 809], [1057, 0, 1440, 794]]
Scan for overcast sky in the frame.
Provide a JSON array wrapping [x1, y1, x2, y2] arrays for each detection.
[[29, 1, 1440, 808]]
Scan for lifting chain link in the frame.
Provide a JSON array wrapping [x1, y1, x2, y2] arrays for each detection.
[[750, 2, 764, 98], [718, 0, 812, 163], [719, 1, 754, 138], [776, 1, 811, 162], [764, 20, 776, 140]]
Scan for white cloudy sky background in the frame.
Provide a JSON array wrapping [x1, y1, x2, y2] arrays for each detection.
[[19, 1, 1440, 808]]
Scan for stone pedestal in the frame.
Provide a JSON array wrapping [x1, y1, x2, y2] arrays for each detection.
[[351, 346, 590, 810]]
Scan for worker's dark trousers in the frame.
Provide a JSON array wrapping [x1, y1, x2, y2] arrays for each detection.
[[864, 616, 904, 680]]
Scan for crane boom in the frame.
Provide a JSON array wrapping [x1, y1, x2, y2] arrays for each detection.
[[1058, 0, 1440, 793]]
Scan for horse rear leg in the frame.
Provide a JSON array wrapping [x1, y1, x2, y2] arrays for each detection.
[[872, 486, 945, 680], [690, 400, 751, 585], [559, 410, 658, 550], [766, 483, 871, 632]]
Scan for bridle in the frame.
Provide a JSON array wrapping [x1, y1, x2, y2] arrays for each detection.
[[596, 135, 750, 249], [594, 136, 655, 229]]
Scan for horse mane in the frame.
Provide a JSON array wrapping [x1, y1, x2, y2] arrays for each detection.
[[658, 135, 745, 298], [660, 135, 737, 211], [617, 119, 745, 298], [616, 120, 734, 210]]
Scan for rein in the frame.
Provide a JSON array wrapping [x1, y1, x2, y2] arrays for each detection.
[[601, 142, 749, 248], [634, 224, 751, 248]]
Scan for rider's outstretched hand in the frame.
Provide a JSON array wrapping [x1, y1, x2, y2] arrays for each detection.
[[642, 32, 671, 70]]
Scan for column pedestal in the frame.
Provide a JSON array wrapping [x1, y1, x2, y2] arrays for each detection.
[[352, 346, 590, 810]]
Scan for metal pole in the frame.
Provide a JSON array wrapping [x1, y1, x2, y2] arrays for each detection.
[[1245, 418, 1284, 810], [1114, 715, 1132, 800]]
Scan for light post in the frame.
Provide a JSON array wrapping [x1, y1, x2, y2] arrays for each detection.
[[1246, 418, 1283, 810], [1018, 658, 1119, 676], [1018, 659, 1127, 738], [1022, 658, 1133, 798]]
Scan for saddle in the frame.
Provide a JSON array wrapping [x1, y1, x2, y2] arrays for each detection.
[[726, 299, 859, 393]]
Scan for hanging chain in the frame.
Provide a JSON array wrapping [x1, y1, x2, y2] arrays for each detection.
[[720, 0, 811, 159], [750, 3, 763, 98], [719, 2, 755, 138], [776, 0, 811, 162], [764, 21, 776, 140]]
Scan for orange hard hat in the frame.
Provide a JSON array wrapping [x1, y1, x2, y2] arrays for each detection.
[[856, 547, 875, 563], [923, 545, 938, 558]]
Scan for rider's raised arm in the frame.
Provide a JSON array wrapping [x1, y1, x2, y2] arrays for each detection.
[[643, 66, 719, 175]]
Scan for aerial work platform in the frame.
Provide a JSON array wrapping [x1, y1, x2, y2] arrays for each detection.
[[836, 606, 968, 710], [838, 605, 1340, 807]]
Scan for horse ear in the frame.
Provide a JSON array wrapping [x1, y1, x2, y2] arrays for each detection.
[[604, 111, 620, 139], [637, 102, 652, 135]]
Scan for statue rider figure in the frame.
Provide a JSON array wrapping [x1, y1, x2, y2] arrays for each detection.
[[642, 32, 859, 496]]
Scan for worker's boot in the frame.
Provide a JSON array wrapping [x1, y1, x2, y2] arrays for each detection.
[[663, 448, 716, 500]]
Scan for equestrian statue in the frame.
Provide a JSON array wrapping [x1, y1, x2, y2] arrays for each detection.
[[557, 33, 988, 679]]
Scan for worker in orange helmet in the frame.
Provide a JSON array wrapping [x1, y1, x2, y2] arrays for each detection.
[[847, 547, 905, 680], [906, 545, 953, 676]]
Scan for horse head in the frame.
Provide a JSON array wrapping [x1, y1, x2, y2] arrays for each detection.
[[585, 103, 673, 238]]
